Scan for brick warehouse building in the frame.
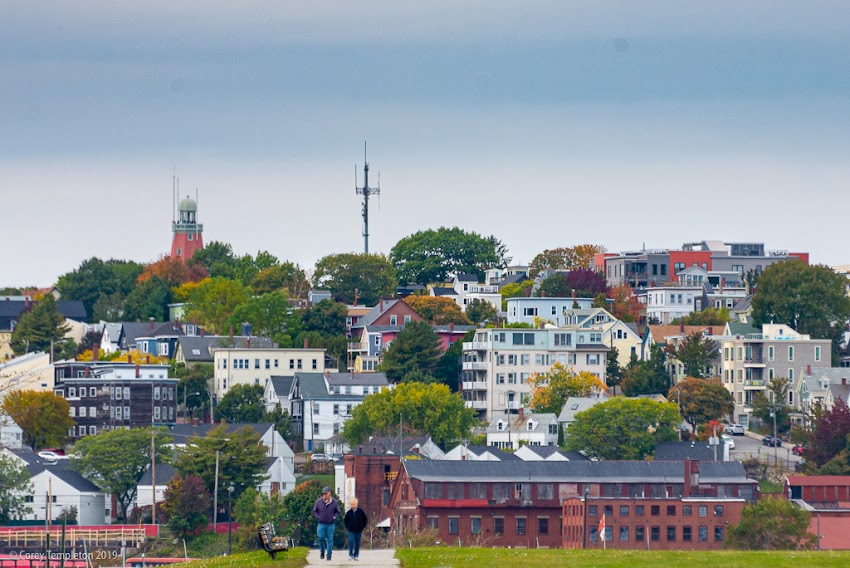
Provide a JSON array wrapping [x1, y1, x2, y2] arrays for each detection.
[[390, 459, 756, 549]]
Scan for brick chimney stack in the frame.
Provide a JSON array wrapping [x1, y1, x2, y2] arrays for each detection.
[[150, 317, 155, 331], [135, 363, 140, 378]]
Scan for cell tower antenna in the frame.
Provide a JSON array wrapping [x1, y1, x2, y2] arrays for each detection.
[[172, 165, 176, 224], [355, 141, 380, 254]]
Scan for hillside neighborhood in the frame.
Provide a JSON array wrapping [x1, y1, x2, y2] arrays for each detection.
[[2, 194, 850, 557]]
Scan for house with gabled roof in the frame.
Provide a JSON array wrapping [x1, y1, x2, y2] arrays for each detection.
[[486, 409, 558, 450], [292, 371, 390, 452], [441, 444, 521, 462], [429, 274, 501, 313], [514, 445, 587, 462], [11, 452, 110, 524]]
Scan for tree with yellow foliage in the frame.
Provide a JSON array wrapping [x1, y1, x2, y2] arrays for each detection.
[[527, 363, 608, 414]]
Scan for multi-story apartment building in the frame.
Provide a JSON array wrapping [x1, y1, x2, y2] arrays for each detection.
[[721, 324, 831, 427], [461, 327, 608, 421], [430, 274, 502, 312], [601, 241, 809, 289], [212, 346, 331, 398], [53, 361, 178, 440]]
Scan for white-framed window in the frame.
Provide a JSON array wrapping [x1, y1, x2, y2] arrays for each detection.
[[70, 407, 76, 417], [374, 336, 380, 346], [390, 315, 397, 325], [89, 387, 96, 397], [313, 423, 320, 435], [815, 346, 822, 362], [404, 315, 412, 324], [154, 407, 161, 420], [89, 406, 96, 417], [124, 406, 131, 419], [788, 346, 795, 362], [158, 343, 169, 356], [79, 407, 87, 417], [768, 346, 774, 361]]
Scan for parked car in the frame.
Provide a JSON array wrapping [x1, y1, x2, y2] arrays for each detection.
[[726, 424, 745, 436], [310, 453, 333, 463], [37, 450, 67, 461], [792, 444, 806, 456], [331, 453, 343, 462], [762, 435, 782, 447], [721, 434, 735, 450]]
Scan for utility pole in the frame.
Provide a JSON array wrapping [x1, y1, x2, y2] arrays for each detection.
[[355, 142, 380, 255], [151, 429, 157, 527], [213, 450, 220, 532]]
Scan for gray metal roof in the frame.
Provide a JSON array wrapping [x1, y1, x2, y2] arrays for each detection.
[[654, 441, 724, 462], [456, 274, 479, 282], [138, 463, 178, 486], [325, 372, 389, 387], [403, 459, 753, 484], [169, 422, 274, 439], [431, 287, 457, 297], [120, 321, 167, 348]]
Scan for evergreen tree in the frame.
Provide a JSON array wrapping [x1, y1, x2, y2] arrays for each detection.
[[378, 321, 442, 382], [10, 295, 71, 356]]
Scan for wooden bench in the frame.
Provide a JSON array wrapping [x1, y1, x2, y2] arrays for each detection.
[[257, 523, 292, 559]]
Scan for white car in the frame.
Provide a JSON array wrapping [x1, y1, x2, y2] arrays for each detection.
[[38, 450, 66, 462], [721, 434, 735, 450], [726, 424, 745, 436]]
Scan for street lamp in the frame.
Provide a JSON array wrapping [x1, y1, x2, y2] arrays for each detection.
[[770, 409, 778, 466], [506, 390, 516, 450], [582, 488, 590, 549]]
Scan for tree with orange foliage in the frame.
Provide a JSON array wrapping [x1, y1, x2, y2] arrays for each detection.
[[527, 363, 608, 414], [404, 295, 470, 325], [138, 256, 208, 287], [528, 244, 606, 277], [607, 285, 644, 323]]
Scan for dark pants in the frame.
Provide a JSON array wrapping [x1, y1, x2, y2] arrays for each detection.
[[348, 531, 362, 558], [317, 523, 334, 558]]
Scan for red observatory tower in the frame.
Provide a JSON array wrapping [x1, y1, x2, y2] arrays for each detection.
[[171, 194, 204, 261]]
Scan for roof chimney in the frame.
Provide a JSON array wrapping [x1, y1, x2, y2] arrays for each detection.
[[192, 417, 199, 427], [135, 363, 140, 378], [84, 366, 90, 378], [200, 328, 205, 337], [92, 347, 98, 362], [127, 354, 132, 364], [707, 326, 713, 336], [304, 338, 309, 349], [807, 365, 811, 376], [541, 291, 545, 298], [325, 371, 331, 380], [680, 321, 685, 333], [843, 378, 847, 386], [150, 317, 155, 331], [146, 355, 150, 364], [174, 316, 179, 330], [571, 289, 576, 299], [350, 370, 354, 380], [230, 325, 234, 345], [380, 299, 384, 312], [246, 337, 251, 348], [449, 322, 455, 332]]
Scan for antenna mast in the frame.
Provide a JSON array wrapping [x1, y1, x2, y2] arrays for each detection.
[[355, 141, 380, 254]]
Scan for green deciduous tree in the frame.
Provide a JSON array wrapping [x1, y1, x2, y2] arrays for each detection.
[[171, 363, 213, 420], [752, 260, 850, 364], [750, 377, 792, 435], [465, 299, 498, 325], [1, 390, 74, 450], [667, 377, 734, 430], [302, 299, 348, 337], [390, 228, 507, 285], [162, 474, 211, 538], [188, 241, 239, 280], [0, 453, 33, 523], [500, 280, 534, 311], [378, 321, 442, 382], [564, 397, 679, 460], [229, 291, 300, 344], [664, 333, 719, 379], [10, 295, 72, 356], [173, 425, 268, 501], [727, 498, 817, 550], [232, 487, 288, 549], [342, 382, 477, 446], [57, 257, 144, 320], [313, 253, 398, 305], [527, 363, 608, 415], [123, 275, 173, 322], [251, 262, 311, 298], [536, 273, 571, 298], [184, 277, 250, 334], [672, 307, 731, 326], [262, 404, 293, 445], [404, 296, 470, 325], [215, 384, 264, 423], [71, 427, 172, 521]]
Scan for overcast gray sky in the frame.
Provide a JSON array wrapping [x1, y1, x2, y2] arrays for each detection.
[[3, 1, 850, 286]]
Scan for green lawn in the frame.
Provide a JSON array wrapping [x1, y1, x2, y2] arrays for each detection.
[[396, 548, 850, 568], [177, 548, 308, 568], [297, 473, 335, 489]]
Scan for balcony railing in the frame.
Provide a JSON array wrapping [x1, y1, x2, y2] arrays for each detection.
[[462, 361, 488, 371], [744, 356, 764, 364], [470, 285, 499, 294], [347, 342, 366, 352], [744, 379, 766, 388], [465, 400, 487, 410], [462, 381, 487, 391], [463, 342, 490, 351]]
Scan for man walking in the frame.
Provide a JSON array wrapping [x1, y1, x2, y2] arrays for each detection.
[[344, 498, 368, 561], [312, 486, 340, 561]]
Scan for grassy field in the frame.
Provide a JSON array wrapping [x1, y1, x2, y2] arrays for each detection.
[[178, 548, 308, 568], [395, 548, 850, 567]]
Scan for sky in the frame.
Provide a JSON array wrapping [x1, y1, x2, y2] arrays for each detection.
[[3, 1, 850, 287]]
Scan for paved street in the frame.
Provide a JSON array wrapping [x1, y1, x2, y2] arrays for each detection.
[[728, 432, 801, 470]]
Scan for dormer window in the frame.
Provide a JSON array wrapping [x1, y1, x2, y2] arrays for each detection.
[[497, 421, 504, 431], [527, 422, 534, 431]]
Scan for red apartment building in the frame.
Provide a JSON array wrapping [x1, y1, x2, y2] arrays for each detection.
[[389, 459, 756, 549], [786, 475, 850, 550]]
